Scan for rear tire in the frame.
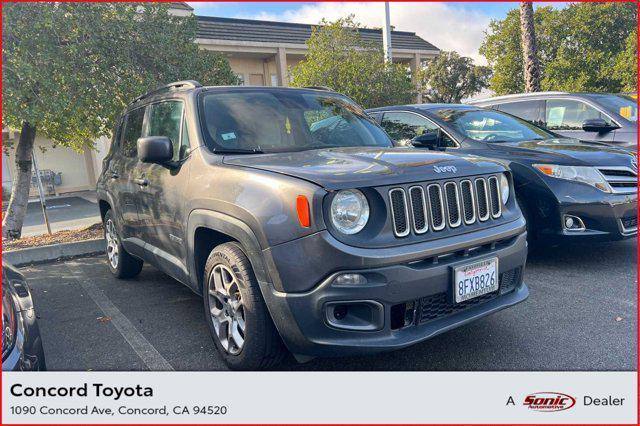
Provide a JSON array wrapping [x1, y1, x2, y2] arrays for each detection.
[[103, 209, 143, 279], [203, 242, 287, 370]]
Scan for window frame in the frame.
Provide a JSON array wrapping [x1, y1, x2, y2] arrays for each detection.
[[143, 98, 192, 162], [380, 110, 460, 149]]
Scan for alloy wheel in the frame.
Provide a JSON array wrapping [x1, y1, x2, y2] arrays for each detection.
[[105, 219, 119, 269], [207, 264, 246, 355]]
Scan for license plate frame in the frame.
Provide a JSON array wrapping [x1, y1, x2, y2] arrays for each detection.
[[452, 257, 499, 304]]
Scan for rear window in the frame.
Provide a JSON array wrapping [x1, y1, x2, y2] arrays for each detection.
[[121, 107, 145, 157]]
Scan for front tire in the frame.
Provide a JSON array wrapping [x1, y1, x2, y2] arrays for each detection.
[[103, 209, 143, 279], [203, 242, 286, 370]]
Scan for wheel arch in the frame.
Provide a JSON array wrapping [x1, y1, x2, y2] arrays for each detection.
[[187, 210, 272, 296]]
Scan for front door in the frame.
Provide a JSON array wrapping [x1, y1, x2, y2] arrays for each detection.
[[134, 100, 192, 283], [544, 99, 617, 142]]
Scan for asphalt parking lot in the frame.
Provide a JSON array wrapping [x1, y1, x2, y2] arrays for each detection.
[[21, 238, 637, 371]]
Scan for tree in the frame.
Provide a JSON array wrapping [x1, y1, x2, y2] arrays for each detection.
[[289, 16, 415, 109], [417, 51, 491, 103], [480, 2, 637, 95], [615, 31, 638, 93], [519, 2, 541, 92], [2, 3, 238, 239]]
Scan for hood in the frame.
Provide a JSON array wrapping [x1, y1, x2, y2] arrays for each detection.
[[487, 138, 636, 168], [223, 147, 506, 189]]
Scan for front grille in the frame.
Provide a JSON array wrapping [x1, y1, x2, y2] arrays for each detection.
[[444, 182, 461, 228], [409, 186, 428, 234], [488, 176, 502, 218], [388, 176, 502, 237], [418, 267, 522, 324], [597, 166, 637, 194], [389, 188, 410, 237]]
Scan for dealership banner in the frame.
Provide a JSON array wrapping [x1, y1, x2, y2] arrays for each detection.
[[2, 371, 636, 424]]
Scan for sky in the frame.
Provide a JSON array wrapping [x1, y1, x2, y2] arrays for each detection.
[[186, 2, 568, 64]]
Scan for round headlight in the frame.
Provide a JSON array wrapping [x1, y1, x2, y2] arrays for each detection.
[[499, 174, 510, 203], [330, 189, 369, 234]]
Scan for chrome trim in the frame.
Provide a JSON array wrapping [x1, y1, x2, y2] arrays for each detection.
[[563, 214, 586, 232], [427, 184, 446, 231], [488, 176, 502, 219], [619, 218, 638, 236], [443, 182, 462, 228], [388, 188, 410, 237], [597, 166, 637, 195], [460, 179, 477, 225], [408, 186, 429, 234], [474, 178, 490, 222]]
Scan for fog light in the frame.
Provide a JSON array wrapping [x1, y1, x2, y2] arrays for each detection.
[[333, 305, 348, 320], [334, 273, 367, 286], [563, 215, 585, 231]]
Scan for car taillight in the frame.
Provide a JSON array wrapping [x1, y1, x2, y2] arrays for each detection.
[[2, 290, 17, 360]]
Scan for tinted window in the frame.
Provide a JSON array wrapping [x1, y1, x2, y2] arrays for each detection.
[[434, 108, 554, 143], [199, 90, 392, 153], [380, 112, 457, 147], [545, 99, 613, 130], [147, 101, 188, 160], [122, 107, 146, 158], [591, 94, 637, 122], [496, 100, 541, 124]]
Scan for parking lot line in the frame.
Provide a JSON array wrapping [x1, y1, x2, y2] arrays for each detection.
[[64, 261, 174, 371]]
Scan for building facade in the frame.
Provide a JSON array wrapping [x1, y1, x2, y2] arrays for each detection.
[[2, 2, 438, 197]]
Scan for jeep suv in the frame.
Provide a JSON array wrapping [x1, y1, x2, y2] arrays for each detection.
[[97, 81, 529, 370]]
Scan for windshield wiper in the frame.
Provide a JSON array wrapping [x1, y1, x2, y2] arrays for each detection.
[[212, 148, 264, 154]]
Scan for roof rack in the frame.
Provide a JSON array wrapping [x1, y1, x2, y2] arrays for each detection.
[[132, 80, 202, 103], [303, 86, 333, 92]]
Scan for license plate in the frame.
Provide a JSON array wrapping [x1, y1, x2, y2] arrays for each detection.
[[453, 258, 499, 303]]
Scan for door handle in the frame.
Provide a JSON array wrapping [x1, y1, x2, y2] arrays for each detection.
[[133, 177, 149, 187]]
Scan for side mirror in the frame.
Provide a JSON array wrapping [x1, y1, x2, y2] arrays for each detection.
[[412, 131, 445, 151], [137, 136, 173, 164], [582, 118, 618, 133]]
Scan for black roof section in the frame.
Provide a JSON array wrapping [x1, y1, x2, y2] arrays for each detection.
[[196, 16, 439, 52]]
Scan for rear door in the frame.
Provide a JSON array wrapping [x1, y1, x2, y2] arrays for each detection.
[[134, 99, 192, 282], [111, 107, 146, 251]]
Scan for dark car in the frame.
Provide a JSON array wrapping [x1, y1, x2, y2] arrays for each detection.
[[468, 92, 638, 151], [2, 262, 46, 371], [367, 104, 637, 244], [97, 82, 529, 370]]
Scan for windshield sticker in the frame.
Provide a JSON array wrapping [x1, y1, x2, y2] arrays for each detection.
[[221, 132, 237, 141]]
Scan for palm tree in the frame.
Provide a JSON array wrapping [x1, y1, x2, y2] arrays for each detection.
[[520, 2, 541, 92]]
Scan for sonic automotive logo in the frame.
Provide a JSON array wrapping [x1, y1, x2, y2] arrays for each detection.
[[523, 392, 576, 412]]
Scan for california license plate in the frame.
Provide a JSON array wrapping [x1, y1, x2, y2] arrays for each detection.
[[453, 258, 499, 303]]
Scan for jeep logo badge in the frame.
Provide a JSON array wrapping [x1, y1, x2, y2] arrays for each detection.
[[434, 165, 457, 174]]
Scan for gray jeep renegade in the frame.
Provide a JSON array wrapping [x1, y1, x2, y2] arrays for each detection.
[[97, 81, 529, 370]]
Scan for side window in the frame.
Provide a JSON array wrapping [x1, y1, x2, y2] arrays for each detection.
[[545, 99, 612, 130], [367, 112, 383, 124], [122, 107, 146, 158], [380, 112, 456, 147], [497, 100, 542, 125], [147, 101, 188, 161]]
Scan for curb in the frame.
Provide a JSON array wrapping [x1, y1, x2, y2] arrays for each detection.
[[3, 238, 106, 267]]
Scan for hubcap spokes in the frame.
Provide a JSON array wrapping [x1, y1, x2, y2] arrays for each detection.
[[208, 264, 245, 355], [105, 219, 119, 269]]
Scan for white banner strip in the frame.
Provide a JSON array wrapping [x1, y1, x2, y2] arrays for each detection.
[[2, 371, 637, 424]]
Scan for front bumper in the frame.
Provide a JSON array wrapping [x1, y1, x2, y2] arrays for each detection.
[[261, 219, 528, 357], [2, 309, 46, 371], [540, 192, 637, 242]]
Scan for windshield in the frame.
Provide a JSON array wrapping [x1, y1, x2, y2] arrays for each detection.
[[592, 94, 638, 122], [434, 108, 555, 143], [199, 90, 393, 153]]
